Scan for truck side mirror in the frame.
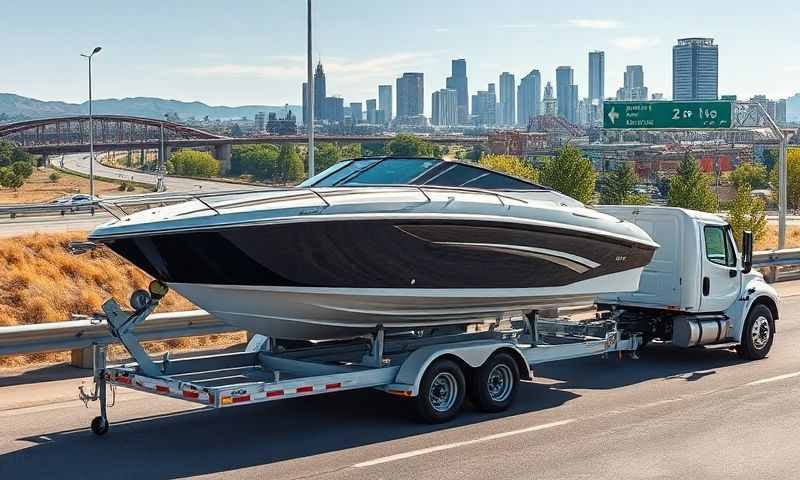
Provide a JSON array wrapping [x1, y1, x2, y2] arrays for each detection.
[[742, 230, 753, 274]]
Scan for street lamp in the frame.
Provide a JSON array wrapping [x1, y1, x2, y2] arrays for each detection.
[[81, 46, 102, 198]]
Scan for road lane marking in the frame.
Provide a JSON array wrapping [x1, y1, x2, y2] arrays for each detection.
[[746, 371, 800, 386], [353, 418, 576, 468]]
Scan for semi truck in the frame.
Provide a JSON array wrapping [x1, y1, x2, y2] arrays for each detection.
[[81, 206, 779, 435]]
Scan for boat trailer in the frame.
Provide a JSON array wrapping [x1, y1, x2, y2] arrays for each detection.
[[80, 281, 642, 435]]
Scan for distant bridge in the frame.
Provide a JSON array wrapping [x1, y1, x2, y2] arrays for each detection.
[[0, 115, 487, 173]]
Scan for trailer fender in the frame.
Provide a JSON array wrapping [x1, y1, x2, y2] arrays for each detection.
[[726, 277, 779, 343], [387, 340, 531, 397]]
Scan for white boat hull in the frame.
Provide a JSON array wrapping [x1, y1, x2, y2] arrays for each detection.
[[170, 267, 643, 339]]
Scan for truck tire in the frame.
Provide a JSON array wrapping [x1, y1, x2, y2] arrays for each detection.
[[470, 352, 519, 413], [736, 304, 775, 360], [413, 358, 466, 423]]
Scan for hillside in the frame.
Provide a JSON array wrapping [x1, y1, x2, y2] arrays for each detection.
[[0, 92, 301, 121]]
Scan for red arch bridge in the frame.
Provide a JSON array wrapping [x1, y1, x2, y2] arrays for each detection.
[[0, 115, 487, 173]]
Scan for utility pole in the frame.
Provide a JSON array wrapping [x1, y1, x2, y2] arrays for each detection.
[[81, 46, 102, 198], [307, 0, 315, 177]]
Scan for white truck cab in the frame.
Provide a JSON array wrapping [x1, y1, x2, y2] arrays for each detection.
[[596, 206, 779, 359]]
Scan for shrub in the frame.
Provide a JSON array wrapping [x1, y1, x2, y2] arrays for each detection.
[[48, 172, 62, 183], [166, 150, 219, 177]]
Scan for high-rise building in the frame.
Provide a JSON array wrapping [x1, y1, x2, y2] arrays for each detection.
[[313, 62, 326, 120], [322, 97, 344, 124], [788, 93, 800, 122], [349, 102, 362, 124], [673, 37, 719, 100], [396, 73, 424, 119], [776, 99, 787, 124], [498, 72, 515, 125], [517, 69, 541, 127], [471, 83, 497, 126], [616, 65, 649, 100], [446, 59, 469, 124], [543, 81, 556, 116], [301, 82, 309, 125], [254, 112, 266, 132], [432, 88, 458, 126], [588, 51, 604, 103], [378, 85, 392, 124], [366, 99, 377, 124], [556, 66, 577, 123]]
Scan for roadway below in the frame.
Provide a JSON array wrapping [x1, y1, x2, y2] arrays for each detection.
[[1, 283, 799, 479], [59, 153, 251, 193]]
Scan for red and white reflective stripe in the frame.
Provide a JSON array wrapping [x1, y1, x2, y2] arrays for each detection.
[[266, 389, 284, 398], [155, 385, 170, 393], [231, 395, 250, 403], [325, 382, 342, 390], [182, 390, 200, 399]]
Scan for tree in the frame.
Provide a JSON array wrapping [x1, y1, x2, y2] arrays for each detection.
[[772, 148, 800, 211], [599, 163, 639, 204], [538, 145, 596, 204], [385, 134, 439, 157], [11, 161, 33, 179], [667, 155, 718, 212], [0, 167, 24, 190], [0, 140, 34, 167], [341, 143, 362, 159], [231, 144, 279, 179], [728, 184, 767, 249], [166, 150, 219, 177], [315, 143, 342, 172], [275, 144, 304, 184], [477, 154, 538, 182], [730, 163, 768, 190]]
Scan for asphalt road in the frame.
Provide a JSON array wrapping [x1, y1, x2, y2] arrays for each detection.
[[1, 285, 799, 479], [59, 153, 248, 193]]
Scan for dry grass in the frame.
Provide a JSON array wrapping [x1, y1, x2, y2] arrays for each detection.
[[757, 225, 800, 251], [0, 167, 145, 204], [0, 232, 244, 368]]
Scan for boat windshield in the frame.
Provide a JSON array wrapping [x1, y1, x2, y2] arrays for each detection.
[[339, 158, 441, 186], [300, 159, 380, 187]]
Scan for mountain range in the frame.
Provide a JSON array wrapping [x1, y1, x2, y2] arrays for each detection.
[[0, 93, 301, 121]]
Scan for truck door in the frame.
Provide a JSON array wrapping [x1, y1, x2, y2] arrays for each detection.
[[699, 225, 741, 312]]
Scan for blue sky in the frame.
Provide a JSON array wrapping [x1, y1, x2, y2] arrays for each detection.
[[3, 0, 798, 112]]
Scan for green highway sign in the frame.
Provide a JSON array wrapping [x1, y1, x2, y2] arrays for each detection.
[[603, 101, 733, 129]]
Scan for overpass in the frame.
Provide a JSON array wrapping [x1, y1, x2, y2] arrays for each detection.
[[0, 115, 487, 173]]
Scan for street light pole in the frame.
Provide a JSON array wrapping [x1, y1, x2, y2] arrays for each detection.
[[307, 0, 315, 177], [81, 46, 102, 198]]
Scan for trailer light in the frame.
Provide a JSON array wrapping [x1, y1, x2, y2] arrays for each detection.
[[387, 389, 413, 397], [296, 386, 313, 393], [221, 396, 233, 405], [325, 383, 342, 390], [266, 389, 284, 398]]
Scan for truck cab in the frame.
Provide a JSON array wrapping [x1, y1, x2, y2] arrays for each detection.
[[596, 206, 779, 359]]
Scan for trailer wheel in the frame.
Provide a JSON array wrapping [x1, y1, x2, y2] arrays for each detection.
[[91, 416, 109, 436], [736, 304, 774, 360], [470, 353, 519, 413], [414, 358, 466, 423]]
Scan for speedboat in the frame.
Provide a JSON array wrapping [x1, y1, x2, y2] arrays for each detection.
[[89, 157, 658, 340]]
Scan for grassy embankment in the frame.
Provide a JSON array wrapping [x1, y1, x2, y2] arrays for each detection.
[[0, 167, 146, 204], [0, 232, 245, 368]]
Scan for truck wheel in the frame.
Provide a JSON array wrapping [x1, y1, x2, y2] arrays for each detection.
[[414, 358, 466, 423], [470, 353, 519, 413], [736, 304, 774, 360]]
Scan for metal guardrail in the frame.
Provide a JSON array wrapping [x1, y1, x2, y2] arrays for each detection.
[[753, 248, 800, 282], [0, 310, 238, 357], [0, 193, 196, 219]]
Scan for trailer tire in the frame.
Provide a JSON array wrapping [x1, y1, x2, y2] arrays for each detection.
[[470, 353, 519, 413], [736, 304, 774, 360], [414, 358, 466, 423], [91, 416, 109, 436]]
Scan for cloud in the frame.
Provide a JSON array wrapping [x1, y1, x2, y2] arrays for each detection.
[[433, 26, 450, 33], [568, 19, 619, 29], [176, 52, 439, 81], [613, 36, 660, 50]]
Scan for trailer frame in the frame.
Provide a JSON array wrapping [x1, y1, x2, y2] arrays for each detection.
[[80, 291, 641, 435]]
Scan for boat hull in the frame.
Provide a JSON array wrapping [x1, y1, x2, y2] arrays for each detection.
[[170, 267, 644, 339], [97, 216, 656, 339]]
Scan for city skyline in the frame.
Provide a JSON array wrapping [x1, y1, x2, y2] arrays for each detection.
[[1, 0, 798, 112]]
